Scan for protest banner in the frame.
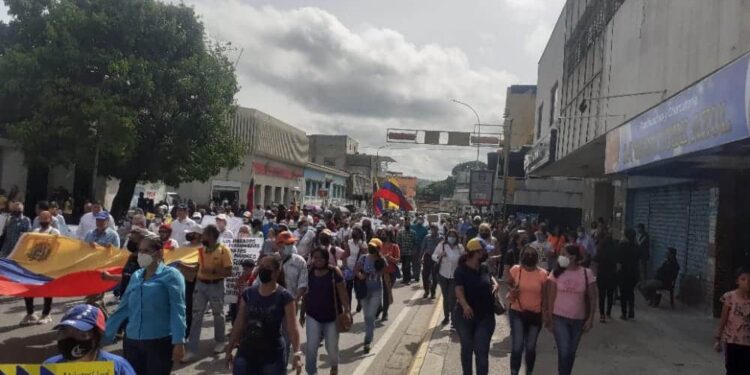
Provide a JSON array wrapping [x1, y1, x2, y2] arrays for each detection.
[[224, 237, 262, 304], [201, 215, 245, 245]]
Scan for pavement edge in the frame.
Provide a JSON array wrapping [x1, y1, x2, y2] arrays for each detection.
[[406, 294, 444, 375]]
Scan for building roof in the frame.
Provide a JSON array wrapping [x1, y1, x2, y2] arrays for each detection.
[[230, 107, 309, 166], [305, 162, 349, 178]]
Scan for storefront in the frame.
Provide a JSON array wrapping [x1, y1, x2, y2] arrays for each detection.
[[605, 52, 750, 314], [303, 162, 349, 207]]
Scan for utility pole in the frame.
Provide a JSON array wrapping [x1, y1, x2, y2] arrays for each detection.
[[451, 99, 482, 165]]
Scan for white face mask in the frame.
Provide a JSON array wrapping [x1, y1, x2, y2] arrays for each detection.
[[557, 255, 571, 268], [447, 237, 457, 245], [137, 253, 154, 268]]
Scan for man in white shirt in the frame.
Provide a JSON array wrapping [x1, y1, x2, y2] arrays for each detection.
[[293, 217, 316, 259], [75, 201, 115, 240], [169, 204, 195, 246], [215, 213, 235, 244], [34, 211, 61, 236]]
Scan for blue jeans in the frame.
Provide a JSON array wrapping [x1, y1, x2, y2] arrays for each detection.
[[453, 310, 495, 375], [552, 315, 585, 375], [234, 351, 286, 375], [124, 336, 173, 375], [362, 289, 382, 344], [508, 309, 542, 375], [305, 315, 339, 374]]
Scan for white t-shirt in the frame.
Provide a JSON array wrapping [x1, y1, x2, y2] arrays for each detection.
[[219, 229, 235, 244], [35, 226, 61, 235], [76, 212, 115, 239], [346, 239, 366, 270], [170, 218, 195, 246], [432, 242, 464, 279]]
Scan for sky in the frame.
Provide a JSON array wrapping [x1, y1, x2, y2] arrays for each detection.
[[0, 0, 565, 180]]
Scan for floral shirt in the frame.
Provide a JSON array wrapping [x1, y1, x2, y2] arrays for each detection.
[[721, 290, 750, 345]]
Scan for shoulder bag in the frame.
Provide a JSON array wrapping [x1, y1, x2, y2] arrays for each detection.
[[353, 255, 368, 300], [331, 270, 352, 332]]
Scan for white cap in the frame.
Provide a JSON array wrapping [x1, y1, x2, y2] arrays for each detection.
[[192, 212, 202, 220], [216, 213, 228, 221]]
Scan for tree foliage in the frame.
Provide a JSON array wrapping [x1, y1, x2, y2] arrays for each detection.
[[0, 0, 241, 217], [451, 161, 487, 176], [416, 176, 456, 202]]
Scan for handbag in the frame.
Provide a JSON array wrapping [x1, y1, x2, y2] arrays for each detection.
[[331, 271, 352, 332], [493, 265, 506, 315]]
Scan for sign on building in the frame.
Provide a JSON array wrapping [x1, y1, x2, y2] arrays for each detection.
[[469, 170, 495, 207]]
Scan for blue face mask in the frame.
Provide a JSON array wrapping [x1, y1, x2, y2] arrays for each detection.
[[282, 245, 294, 256]]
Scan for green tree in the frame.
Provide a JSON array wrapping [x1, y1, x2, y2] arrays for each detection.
[[0, 0, 241, 218], [451, 161, 487, 176]]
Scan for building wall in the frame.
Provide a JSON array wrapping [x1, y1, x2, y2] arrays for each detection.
[[535, 6, 566, 141], [308, 135, 358, 170]]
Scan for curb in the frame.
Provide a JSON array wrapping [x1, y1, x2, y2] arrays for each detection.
[[406, 294, 444, 375]]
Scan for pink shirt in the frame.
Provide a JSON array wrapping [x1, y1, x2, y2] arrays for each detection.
[[720, 290, 750, 345], [549, 267, 596, 320]]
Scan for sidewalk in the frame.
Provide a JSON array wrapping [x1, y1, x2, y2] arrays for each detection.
[[416, 296, 723, 375]]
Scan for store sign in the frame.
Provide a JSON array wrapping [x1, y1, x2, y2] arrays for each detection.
[[253, 161, 304, 180], [605, 53, 750, 174], [469, 170, 495, 207], [525, 129, 557, 174]]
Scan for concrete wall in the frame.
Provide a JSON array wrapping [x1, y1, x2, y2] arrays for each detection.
[[535, 7, 566, 141], [494, 177, 583, 209], [309, 135, 358, 170], [505, 86, 537, 149]]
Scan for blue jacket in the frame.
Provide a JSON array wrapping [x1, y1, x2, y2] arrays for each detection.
[[104, 263, 186, 345]]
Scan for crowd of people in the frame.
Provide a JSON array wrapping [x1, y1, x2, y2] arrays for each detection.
[[1, 195, 748, 375]]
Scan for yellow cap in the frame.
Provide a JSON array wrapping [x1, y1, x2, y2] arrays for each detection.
[[368, 238, 383, 249], [466, 238, 484, 252]]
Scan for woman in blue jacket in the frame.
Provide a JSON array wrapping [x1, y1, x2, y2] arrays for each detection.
[[104, 233, 187, 374]]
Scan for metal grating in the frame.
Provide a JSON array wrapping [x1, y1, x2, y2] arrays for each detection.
[[564, 0, 626, 77]]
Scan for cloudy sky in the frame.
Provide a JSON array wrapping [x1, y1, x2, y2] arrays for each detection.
[[0, 0, 565, 180]]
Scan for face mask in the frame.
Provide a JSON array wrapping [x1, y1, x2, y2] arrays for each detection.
[[447, 237, 457, 245], [11, 211, 20, 216], [557, 256, 571, 268], [368, 247, 379, 255], [258, 268, 274, 283], [299, 226, 308, 233], [57, 337, 94, 361], [201, 240, 210, 247], [480, 233, 490, 239], [137, 253, 154, 268], [282, 245, 294, 257], [479, 253, 489, 263], [319, 237, 331, 246], [40, 222, 50, 228]]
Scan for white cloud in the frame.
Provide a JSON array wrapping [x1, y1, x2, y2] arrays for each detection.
[[524, 23, 554, 55], [502, 0, 564, 58], [187, 1, 517, 179]]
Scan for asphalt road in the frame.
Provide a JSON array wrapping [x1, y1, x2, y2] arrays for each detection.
[[0, 281, 437, 374]]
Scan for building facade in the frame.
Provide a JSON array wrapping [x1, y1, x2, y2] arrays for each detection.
[[531, 0, 750, 315], [175, 107, 308, 208], [308, 135, 359, 170], [303, 162, 349, 207]]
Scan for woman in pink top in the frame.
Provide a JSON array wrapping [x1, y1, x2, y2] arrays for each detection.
[[545, 244, 598, 375], [714, 267, 750, 375], [506, 245, 548, 375]]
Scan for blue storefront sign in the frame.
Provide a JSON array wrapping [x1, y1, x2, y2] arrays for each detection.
[[605, 52, 750, 174]]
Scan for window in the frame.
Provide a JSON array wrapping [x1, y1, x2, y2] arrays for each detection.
[[536, 104, 544, 140], [550, 83, 558, 128]]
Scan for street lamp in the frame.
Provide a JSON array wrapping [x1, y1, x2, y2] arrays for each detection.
[[451, 99, 482, 165]]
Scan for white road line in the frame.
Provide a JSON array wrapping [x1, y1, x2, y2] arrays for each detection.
[[351, 288, 424, 375]]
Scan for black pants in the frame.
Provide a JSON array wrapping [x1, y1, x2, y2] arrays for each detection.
[[382, 273, 394, 316], [401, 255, 413, 283], [24, 297, 52, 316], [345, 279, 359, 310], [438, 276, 456, 322], [422, 255, 438, 297], [184, 280, 196, 338], [726, 343, 750, 375], [597, 281, 615, 317], [620, 284, 636, 317], [124, 336, 173, 375]]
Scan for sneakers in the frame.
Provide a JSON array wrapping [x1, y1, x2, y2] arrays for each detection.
[[363, 344, 371, 354], [380, 313, 389, 322], [356, 303, 362, 313], [214, 342, 228, 353], [441, 318, 449, 326], [19, 314, 39, 327], [181, 352, 197, 363], [36, 315, 53, 325]]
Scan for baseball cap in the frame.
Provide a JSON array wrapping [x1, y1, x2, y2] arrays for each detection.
[[216, 213, 228, 221], [192, 212, 202, 220], [473, 216, 482, 222], [242, 211, 252, 218], [94, 211, 109, 221], [177, 204, 188, 210], [368, 238, 383, 249], [276, 231, 296, 245], [466, 238, 484, 252], [320, 228, 333, 237], [54, 304, 106, 332]]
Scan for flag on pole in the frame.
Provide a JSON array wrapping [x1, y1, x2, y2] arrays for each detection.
[[373, 178, 414, 212]]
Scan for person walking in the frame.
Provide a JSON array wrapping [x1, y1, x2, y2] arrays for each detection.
[[184, 224, 233, 362], [412, 217, 428, 283], [225, 254, 303, 374], [421, 224, 443, 299], [318, 229, 345, 268], [301, 248, 351, 375], [104, 234, 187, 374], [215, 214, 235, 243], [714, 267, 750, 375], [545, 244, 598, 375], [1, 202, 31, 258], [378, 228, 400, 321], [593, 230, 618, 323], [396, 221, 417, 284], [22, 211, 60, 326], [453, 238, 499, 375], [617, 228, 641, 320], [433, 229, 465, 326], [354, 239, 387, 354], [170, 205, 195, 246], [272, 231, 309, 366], [344, 226, 367, 312], [506, 245, 548, 375], [45, 304, 136, 374], [158, 224, 180, 250]]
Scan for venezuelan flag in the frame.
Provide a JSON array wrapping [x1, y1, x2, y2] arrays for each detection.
[[374, 178, 414, 212], [0, 233, 199, 298]]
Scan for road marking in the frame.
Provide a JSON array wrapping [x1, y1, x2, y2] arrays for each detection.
[[351, 288, 424, 375], [407, 294, 443, 375]]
